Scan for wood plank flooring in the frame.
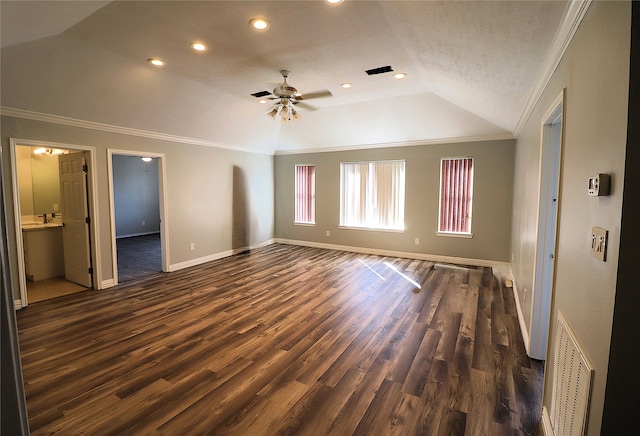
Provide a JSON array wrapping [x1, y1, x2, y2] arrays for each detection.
[[16, 244, 544, 435]]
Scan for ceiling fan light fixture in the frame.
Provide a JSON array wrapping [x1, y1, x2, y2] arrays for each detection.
[[250, 18, 270, 30], [267, 108, 278, 119]]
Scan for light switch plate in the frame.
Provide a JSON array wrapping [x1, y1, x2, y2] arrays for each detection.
[[591, 227, 608, 261]]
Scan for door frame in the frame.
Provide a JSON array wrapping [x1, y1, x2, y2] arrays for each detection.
[[9, 138, 102, 308], [106, 149, 169, 285], [529, 89, 565, 360]]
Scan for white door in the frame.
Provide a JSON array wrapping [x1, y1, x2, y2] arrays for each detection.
[[530, 97, 563, 360], [59, 152, 93, 287]]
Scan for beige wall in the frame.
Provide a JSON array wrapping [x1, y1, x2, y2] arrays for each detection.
[[510, 2, 630, 434], [275, 139, 514, 262], [2, 116, 275, 301]]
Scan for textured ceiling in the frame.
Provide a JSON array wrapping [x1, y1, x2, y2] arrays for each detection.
[[1, 1, 569, 154]]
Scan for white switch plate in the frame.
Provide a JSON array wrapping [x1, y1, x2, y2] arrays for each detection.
[[326, 230, 330, 237], [591, 227, 608, 261], [414, 238, 420, 245]]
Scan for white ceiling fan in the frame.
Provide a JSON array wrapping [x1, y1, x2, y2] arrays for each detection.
[[265, 70, 332, 122]]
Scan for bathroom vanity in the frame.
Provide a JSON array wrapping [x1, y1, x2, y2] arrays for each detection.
[[22, 223, 65, 281]]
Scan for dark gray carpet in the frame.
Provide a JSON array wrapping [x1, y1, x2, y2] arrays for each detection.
[[116, 233, 162, 282]]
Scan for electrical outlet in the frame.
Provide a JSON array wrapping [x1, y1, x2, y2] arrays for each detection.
[[326, 230, 330, 237], [414, 238, 420, 245], [190, 243, 195, 251]]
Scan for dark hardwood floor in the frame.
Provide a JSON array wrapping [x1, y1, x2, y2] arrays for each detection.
[[16, 244, 543, 435]]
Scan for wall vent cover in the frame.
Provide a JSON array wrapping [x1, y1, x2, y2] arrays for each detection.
[[549, 311, 594, 436]]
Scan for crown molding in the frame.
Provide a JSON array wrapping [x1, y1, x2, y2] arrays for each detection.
[[274, 133, 515, 155], [513, 0, 593, 137], [0, 106, 273, 155]]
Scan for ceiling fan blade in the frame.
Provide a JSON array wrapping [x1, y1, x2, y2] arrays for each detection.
[[292, 101, 317, 111], [297, 90, 332, 100]]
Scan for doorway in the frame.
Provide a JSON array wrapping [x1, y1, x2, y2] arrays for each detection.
[[529, 90, 565, 360], [9, 139, 100, 307], [107, 150, 169, 285]]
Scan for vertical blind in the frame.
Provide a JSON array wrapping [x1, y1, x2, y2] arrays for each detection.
[[340, 160, 405, 231], [439, 158, 473, 234], [294, 165, 315, 224]]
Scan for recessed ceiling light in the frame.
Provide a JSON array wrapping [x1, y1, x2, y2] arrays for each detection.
[[393, 72, 407, 79], [191, 42, 207, 52], [258, 99, 268, 104], [341, 83, 352, 89], [148, 58, 165, 67], [141, 157, 153, 162], [250, 18, 270, 30], [326, 0, 344, 4]]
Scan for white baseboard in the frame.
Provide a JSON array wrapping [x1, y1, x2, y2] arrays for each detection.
[[14, 299, 23, 310], [509, 270, 531, 356], [168, 239, 274, 272], [274, 238, 508, 269], [541, 406, 554, 435]]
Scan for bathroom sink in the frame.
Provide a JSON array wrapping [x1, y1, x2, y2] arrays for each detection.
[[21, 223, 63, 230]]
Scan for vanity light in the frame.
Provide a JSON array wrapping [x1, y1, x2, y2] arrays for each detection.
[[250, 18, 270, 30], [141, 157, 153, 162], [148, 58, 165, 67], [393, 72, 407, 79], [33, 147, 47, 155], [191, 42, 207, 52]]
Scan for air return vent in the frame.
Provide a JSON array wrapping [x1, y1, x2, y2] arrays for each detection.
[[365, 65, 393, 75], [549, 311, 593, 436], [250, 90, 271, 98]]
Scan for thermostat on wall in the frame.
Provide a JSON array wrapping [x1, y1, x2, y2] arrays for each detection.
[[588, 174, 610, 196]]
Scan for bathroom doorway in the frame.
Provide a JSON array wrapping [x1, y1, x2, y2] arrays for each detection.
[[107, 150, 169, 285], [10, 139, 100, 306]]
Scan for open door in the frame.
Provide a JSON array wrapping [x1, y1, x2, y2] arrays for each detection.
[[59, 151, 93, 288]]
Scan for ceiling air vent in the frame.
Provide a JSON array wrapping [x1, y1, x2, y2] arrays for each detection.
[[250, 90, 271, 98], [365, 65, 393, 76]]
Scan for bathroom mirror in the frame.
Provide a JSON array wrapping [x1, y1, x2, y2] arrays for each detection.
[[30, 153, 62, 216]]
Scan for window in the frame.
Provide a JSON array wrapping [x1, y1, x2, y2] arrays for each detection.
[[294, 165, 315, 224], [438, 157, 474, 235], [340, 160, 405, 231]]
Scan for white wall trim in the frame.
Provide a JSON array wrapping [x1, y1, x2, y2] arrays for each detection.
[[541, 406, 554, 436], [0, 106, 272, 156], [275, 134, 515, 155], [101, 279, 115, 289], [514, 0, 592, 136], [9, 138, 103, 308], [14, 299, 23, 310], [168, 239, 275, 272], [511, 276, 531, 356], [274, 238, 508, 268], [107, 149, 170, 287]]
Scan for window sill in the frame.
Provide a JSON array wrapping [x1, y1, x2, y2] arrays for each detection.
[[436, 231, 473, 239], [294, 222, 316, 227], [339, 225, 405, 234]]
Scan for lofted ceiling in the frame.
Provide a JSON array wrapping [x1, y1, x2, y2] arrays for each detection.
[[1, 0, 569, 154]]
